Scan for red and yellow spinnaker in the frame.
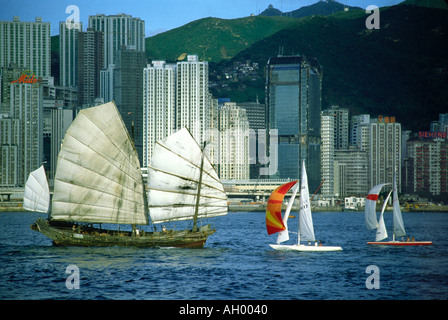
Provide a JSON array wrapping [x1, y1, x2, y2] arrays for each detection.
[[266, 181, 298, 235]]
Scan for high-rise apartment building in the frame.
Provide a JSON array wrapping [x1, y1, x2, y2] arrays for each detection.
[[176, 55, 210, 146], [59, 21, 83, 88], [88, 14, 145, 69], [350, 114, 370, 147], [321, 114, 335, 196], [0, 116, 19, 186], [238, 100, 267, 179], [406, 138, 447, 196], [77, 28, 104, 107], [142, 61, 176, 166], [0, 17, 51, 78], [218, 102, 250, 180], [334, 147, 368, 197], [266, 55, 322, 190], [114, 46, 146, 163], [323, 106, 349, 149], [367, 118, 401, 190], [0, 66, 43, 187]]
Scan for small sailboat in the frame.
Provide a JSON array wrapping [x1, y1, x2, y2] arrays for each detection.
[[28, 101, 227, 248], [365, 173, 432, 246], [266, 161, 342, 252]]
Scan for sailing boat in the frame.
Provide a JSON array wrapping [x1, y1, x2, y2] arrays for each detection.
[[365, 173, 432, 246], [266, 161, 342, 251], [28, 101, 227, 248]]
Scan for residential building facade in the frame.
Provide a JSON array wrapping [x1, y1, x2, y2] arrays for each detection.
[[0, 17, 51, 78], [142, 61, 176, 166]]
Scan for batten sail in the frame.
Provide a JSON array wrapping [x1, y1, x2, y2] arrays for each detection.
[[147, 128, 228, 224], [51, 102, 148, 225], [23, 165, 50, 213]]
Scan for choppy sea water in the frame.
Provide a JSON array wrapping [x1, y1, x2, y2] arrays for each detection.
[[0, 210, 447, 301]]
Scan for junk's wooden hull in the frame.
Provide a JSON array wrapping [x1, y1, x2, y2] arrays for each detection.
[[31, 218, 214, 249]]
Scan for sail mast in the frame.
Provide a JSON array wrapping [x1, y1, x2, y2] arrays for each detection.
[[193, 142, 206, 232]]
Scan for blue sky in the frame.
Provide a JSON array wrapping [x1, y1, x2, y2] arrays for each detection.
[[0, 0, 403, 36]]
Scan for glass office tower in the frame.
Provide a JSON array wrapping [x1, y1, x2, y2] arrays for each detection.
[[266, 55, 322, 192]]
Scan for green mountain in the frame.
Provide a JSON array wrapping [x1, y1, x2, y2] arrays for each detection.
[[400, 0, 448, 10], [210, 4, 448, 131], [145, 15, 299, 62], [259, 0, 362, 18]]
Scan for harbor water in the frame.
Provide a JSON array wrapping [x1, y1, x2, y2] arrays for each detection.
[[0, 211, 447, 300]]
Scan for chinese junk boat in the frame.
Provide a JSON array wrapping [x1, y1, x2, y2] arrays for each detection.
[[29, 101, 227, 248], [365, 173, 432, 246], [266, 161, 342, 252]]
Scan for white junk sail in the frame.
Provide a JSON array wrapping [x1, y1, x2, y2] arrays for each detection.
[[147, 128, 228, 224], [392, 173, 406, 238], [23, 165, 50, 213], [298, 161, 315, 242], [365, 183, 390, 230], [51, 102, 148, 225]]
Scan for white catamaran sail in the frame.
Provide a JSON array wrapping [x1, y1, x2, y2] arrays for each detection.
[[51, 101, 148, 225], [268, 161, 342, 251], [147, 128, 228, 224], [23, 165, 50, 213]]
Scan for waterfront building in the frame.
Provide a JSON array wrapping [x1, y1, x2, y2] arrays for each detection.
[[350, 114, 370, 147], [321, 114, 334, 196], [334, 147, 368, 197], [77, 28, 104, 107], [0, 115, 19, 187], [0, 66, 43, 187], [321, 106, 349, 196], [0, 17, 51, 78], [113, 46, 146, 163], [238, 100, 267, 179], [367, 117, 402, 190], [142, 61, 176, 166], [406, 137, 447, 196], [59, 21, 83, 88], [266, 55, 322, 191], [323, 106, 349, 149], [88, 14, 145, 69], [176, 54, 211, 146], [218, 102, 250, 180]]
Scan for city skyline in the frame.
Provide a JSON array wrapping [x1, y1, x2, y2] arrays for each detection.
[[0, 0, 403, 36]]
